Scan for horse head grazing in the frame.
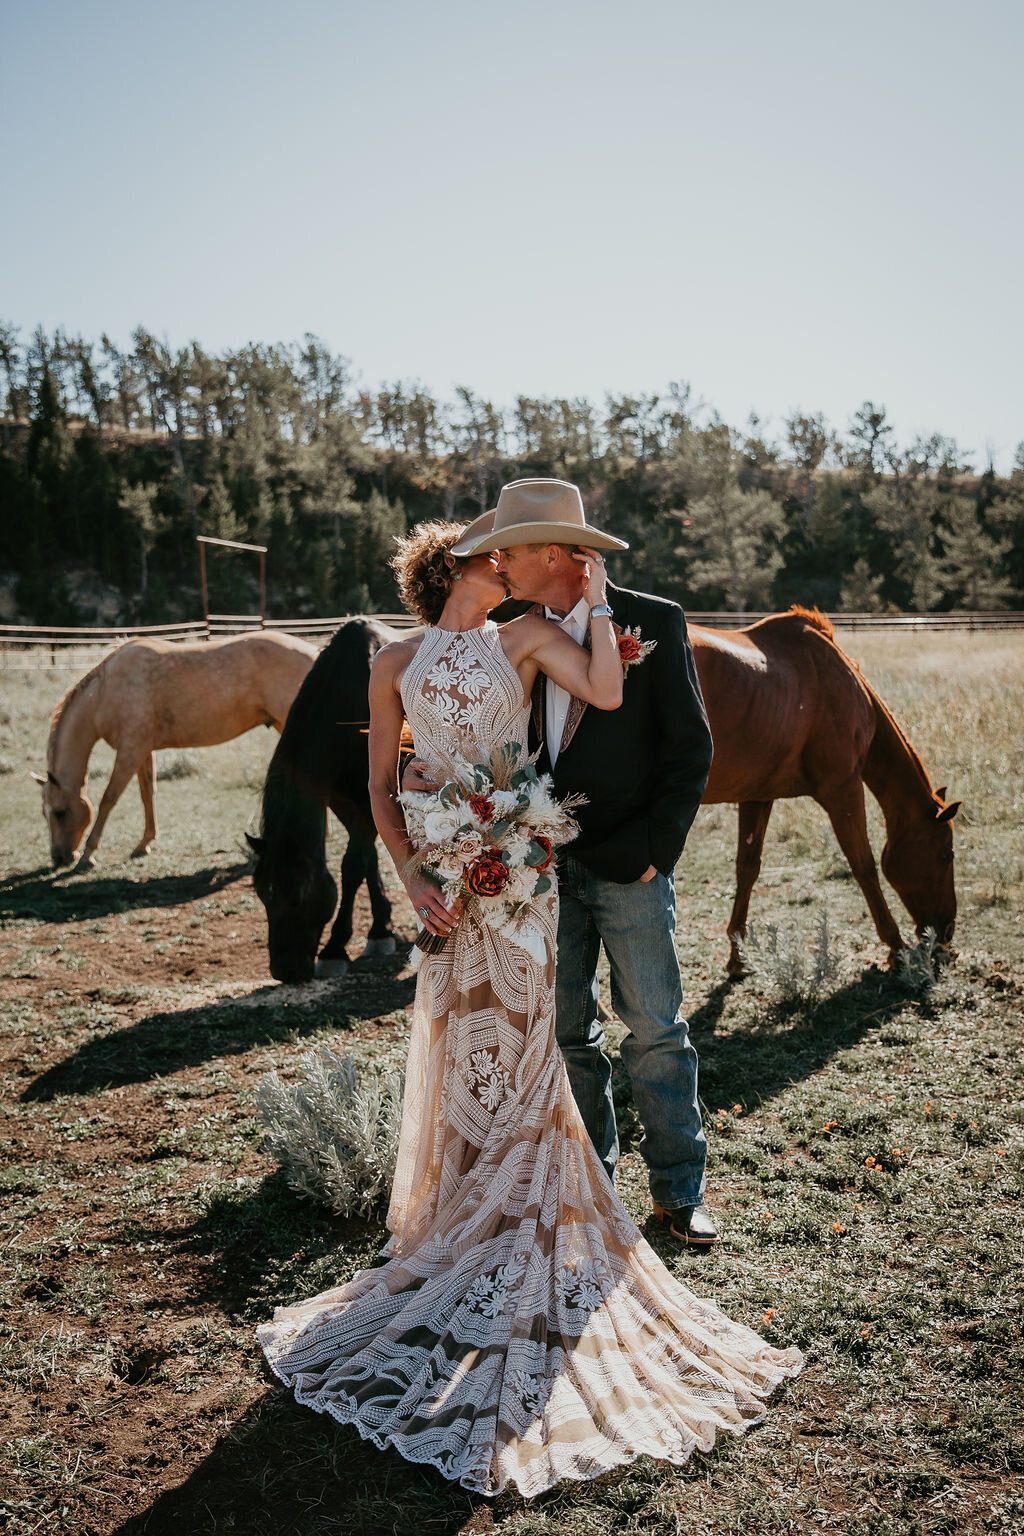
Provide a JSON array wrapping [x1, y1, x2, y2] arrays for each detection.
[[880, 793, 961, 953], [247, 828, 338, 984], [33, 770, 92, 868]]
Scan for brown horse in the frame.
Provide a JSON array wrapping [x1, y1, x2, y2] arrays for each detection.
[[35, 632, 317, 870], [691, 607, 960, 972]]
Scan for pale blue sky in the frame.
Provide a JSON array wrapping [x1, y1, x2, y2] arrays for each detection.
[[2, 0, 1021, 466]]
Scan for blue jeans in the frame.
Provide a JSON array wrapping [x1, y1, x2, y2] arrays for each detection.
[[554, 855, 707, 1210]]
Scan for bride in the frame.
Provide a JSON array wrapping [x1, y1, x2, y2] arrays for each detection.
[[257, 523, 802, 1498]]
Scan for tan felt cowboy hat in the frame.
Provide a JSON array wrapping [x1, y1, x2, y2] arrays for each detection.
[[450, 478, 629, 558]]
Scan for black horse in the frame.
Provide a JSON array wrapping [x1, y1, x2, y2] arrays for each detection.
[[247, 617, 403, 984]]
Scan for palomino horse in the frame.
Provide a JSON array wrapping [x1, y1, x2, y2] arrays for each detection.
[[36, 631, 317, 869], [691, 607, 959, 971], [247, 617, 405, 984]]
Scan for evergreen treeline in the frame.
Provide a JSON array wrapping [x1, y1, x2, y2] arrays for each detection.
[[1, 324, 1022, 625]]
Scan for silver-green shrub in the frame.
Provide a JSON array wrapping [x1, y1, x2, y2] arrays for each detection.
[[256, 1047, 404, 1217], [897, 927, 940, 996], [740, 908, 843, 1004]]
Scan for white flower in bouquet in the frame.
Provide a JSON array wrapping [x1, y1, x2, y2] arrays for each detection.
[[503, 831, 532, 868], [507, 864, 541, 903], [489, 788, 520, 819], [424, 807, 462, 844]]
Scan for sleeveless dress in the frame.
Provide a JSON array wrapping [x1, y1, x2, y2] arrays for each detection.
[[257, 621, 802, 1498]]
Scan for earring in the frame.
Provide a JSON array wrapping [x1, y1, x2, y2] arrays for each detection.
[[452, 569, 463, 581]]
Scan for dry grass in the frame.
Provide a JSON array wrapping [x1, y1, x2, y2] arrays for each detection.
[[0, 632, 1022, 1535]]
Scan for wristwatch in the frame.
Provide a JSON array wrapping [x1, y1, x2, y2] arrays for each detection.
[[589, 603, 614, 618]]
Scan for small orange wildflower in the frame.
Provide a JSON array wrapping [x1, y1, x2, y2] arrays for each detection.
[[972, 1121, 978, 1128], [925, 1102, 932, 1113], [761, 1210, 773, 1220], [997, 1148, 1005, 1156], [864, 1156, 877, 1168], [733, 1103, 743, 1115], [861, 1325, 871, 1339], [764, 1307, 777, 1325], [892, 1148, 902, 1158], [832, 1221, 846, 1233]]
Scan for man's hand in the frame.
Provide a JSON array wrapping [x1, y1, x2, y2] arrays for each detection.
[[639, 865, 658, 883], [401, 757, 441, 794]]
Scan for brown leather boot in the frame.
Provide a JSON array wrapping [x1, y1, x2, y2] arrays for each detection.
[[652, 1202, 720, 1247]]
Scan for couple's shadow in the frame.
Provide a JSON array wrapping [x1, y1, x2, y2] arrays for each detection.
[[109, 1390, 481, 1535]]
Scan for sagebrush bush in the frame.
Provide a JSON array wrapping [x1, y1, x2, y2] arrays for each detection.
[[897, 927, 942, 996], [740, 908, 843, 1004], [156, 750, 201, 781], [256, 1047, 404, 1218]]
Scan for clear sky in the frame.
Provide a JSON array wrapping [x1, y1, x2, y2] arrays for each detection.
[[2, 0, 1021, 467]]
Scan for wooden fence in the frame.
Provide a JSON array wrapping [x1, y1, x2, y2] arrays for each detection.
[[1, 609, 1022, 669]]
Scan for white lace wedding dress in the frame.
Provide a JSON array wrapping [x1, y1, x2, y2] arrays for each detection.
[[257, 621, 802, 1497]]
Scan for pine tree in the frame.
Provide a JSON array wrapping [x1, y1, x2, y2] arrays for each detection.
[[839, 557, 884, 612], [938, 499, 1014, 609]]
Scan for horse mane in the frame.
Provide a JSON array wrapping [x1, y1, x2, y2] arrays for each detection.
[[862, 677, 940, 803], [744, 605, 836, 641], [47, 648, 123, 768]]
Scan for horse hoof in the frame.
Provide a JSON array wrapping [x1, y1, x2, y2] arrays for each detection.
[[130, 845, 152, 859], [315, 957, 350, 979], [73, 854, 98, 874], [363, 936, 396, 958]]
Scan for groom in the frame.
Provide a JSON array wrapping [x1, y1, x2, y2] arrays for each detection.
[[450, 479, 717, 1246]]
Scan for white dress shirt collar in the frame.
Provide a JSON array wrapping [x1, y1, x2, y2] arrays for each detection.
[[544, 595, 591, 636]]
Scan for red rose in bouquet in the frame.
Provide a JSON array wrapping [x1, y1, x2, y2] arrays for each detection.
[[526, 834, 553, 870], [469, 792, 495, 823], [465, 851, 511, 897], [618, 633, 643, 664]]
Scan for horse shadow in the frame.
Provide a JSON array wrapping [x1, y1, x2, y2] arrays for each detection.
[[0, 862, 253, 924], [21, 957, 417, 1102], [694, 967, 918, 1114]]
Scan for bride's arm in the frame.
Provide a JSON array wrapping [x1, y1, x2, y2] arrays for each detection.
[[367, 646, 415, 871], [511, 552, 623, 710], [368, 645, 461, 935]]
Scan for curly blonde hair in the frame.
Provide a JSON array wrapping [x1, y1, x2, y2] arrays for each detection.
[[390, 520, 469, 624]]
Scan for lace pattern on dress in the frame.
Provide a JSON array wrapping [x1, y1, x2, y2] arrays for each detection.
[[257, 622, 802, 1499]]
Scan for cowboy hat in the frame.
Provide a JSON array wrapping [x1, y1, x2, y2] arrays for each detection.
[[450, 478, 629, 558]]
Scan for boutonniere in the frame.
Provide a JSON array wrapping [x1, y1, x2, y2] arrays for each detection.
[[617, 625, 657, 674]]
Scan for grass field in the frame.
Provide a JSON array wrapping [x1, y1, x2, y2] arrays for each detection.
[[1, 630, 1022, 1536]]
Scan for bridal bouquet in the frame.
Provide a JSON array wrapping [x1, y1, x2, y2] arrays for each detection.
[[399, 741, 584, 966]]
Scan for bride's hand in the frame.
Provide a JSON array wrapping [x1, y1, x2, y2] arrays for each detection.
[[406, 874, 463, 937], [401, 757, 441, 795], [571, 545, 609, 607]]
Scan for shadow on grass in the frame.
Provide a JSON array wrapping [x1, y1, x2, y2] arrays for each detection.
[[21, 959, 416, 1102], [161, 1166, 379, 1320], [0, 861, 253, 923], [111, 1386, 482, 1536], [697, 966, 913, 1112]]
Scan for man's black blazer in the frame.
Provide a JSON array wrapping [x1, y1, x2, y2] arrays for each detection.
[[532, 583, 713, 884]]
